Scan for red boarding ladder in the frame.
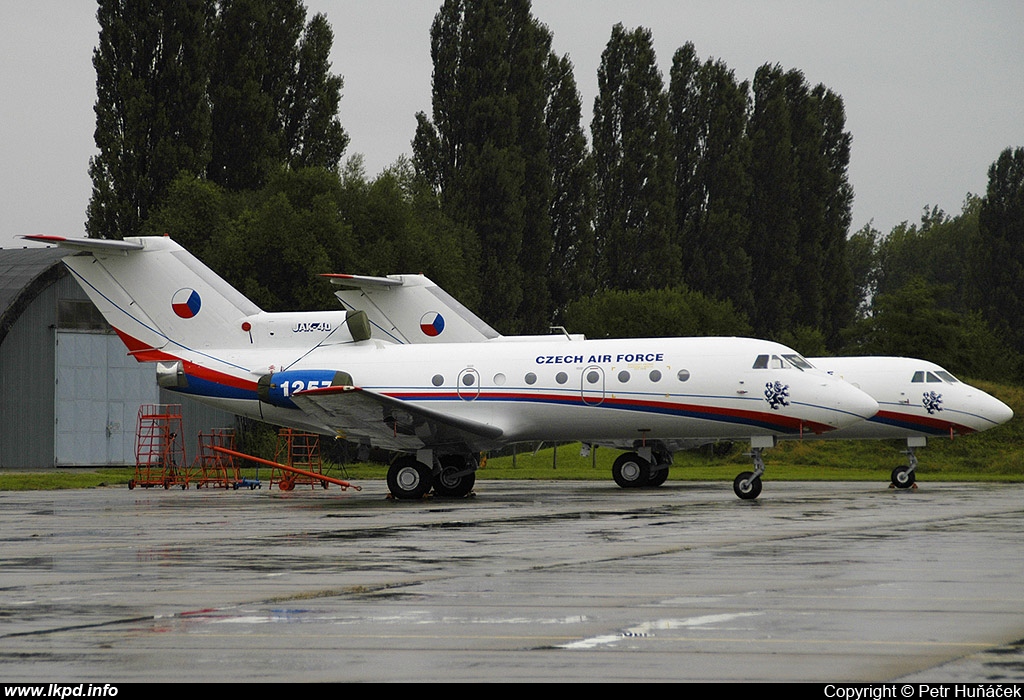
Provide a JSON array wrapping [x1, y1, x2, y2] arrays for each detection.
[[131, 404, 188, 489], [192, 429, 246, 489], [271, 429, 324, 490]]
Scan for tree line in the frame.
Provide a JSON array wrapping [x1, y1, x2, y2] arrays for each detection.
[[87, 0, 1024, 382]]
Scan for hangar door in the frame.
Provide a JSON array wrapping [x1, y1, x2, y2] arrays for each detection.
[[55, 331, 158, 466]]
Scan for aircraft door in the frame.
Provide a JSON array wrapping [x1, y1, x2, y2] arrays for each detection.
[[581, 366, 605, 405], [457, 368, 481, 401]]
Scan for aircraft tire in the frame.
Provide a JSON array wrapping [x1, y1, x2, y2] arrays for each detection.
[[388, 457, 433, 500], [733, 471, 762, 500], [890, 465, 915, 489], [434, 456, 476, 498], [647, 467, 669, 487], [612, 452, 650, 488]]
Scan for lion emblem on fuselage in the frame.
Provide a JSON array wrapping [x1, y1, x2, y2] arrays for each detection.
[[923, 391, 943, 414], [764, 381, 790, 410]]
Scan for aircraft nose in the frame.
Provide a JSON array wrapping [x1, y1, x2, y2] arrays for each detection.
[[984, 394, 1014, 426], [834, 382, 879, 427]]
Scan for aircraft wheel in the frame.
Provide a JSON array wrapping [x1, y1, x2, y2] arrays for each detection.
[[434, 456, 476, 498], [733, 471, 762, 500], [612, 452, 650, 488], [387, 457, 433, 500], [890, 465, 915, 489], [647, 467, 669, 487]]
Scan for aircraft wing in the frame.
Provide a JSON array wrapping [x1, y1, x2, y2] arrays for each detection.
[[290, 385, 504, 453]]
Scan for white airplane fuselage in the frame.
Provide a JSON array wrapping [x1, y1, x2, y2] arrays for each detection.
[[158, 333, 878, 451], [25, 234, 881, 499], [808, 356, 1013, 440]]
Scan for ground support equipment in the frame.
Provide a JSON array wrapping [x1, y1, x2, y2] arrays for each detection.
[[210, 446, 360, 492], [271, 429, 328, 490], [131, 404, 188, 489]]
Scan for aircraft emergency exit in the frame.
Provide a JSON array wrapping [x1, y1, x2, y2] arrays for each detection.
[[24, 235, 878, 500], [326, 272, 1013, 493]]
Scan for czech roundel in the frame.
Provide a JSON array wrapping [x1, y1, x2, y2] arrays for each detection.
[[171, 288, 202, 319], [419, 311, 445, 337]]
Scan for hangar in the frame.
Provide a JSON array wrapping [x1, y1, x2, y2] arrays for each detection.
[[0, 244, 233, 468]]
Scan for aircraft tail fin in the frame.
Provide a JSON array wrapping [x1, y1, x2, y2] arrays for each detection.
[[324, 273, 501, 344], [23, 235, 261, 358]]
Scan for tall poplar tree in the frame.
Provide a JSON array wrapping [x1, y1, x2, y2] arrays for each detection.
[[284, 12, 350, 172], [87, 0, 215, 239], [812, 84, 855, 347], [669, 44, 753, 316], [413, 0, 554, 333], [747, 64, 854, 347], [591, 24, 678, 292], [974, 147, 1024, 353], [208, 0, 346, 190], [545, 52, 595, 322], [747, 64, 800, 337]]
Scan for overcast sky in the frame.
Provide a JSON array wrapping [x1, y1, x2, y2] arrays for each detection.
[[2, 1, 1022, 250]]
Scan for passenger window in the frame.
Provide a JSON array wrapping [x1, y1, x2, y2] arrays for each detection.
[[525, 372, 537, 385], [586, 371, 600, 384], [649, 369, 662, 382], [555, 372, 568, 385], [677, 369, 690, 382], [912, 371, 925, 383], [618, 370, 630, 383], [432, 374, 444, 387], [462, 373, 476, 386], [753, 355, 769, 369]]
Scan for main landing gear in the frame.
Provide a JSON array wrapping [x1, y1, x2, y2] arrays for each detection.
[[386, 451, 477, 500], [611, 445, 671, 488], [609, 438, 773, 499]]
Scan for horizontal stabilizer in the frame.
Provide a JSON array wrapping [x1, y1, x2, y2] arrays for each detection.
[[22, 234, 145, 252], [321, 273, 403, 288]]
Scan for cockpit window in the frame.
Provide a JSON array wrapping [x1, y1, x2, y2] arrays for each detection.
[[935, 370, 960, 383], [753, 354, 802, 370], [912, 371, 925, 383], [913, 370, 946, 383], [782, 354, 814, 371]]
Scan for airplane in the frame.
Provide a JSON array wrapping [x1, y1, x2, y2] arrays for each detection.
[[806, 356, 1013, 488], [23, 234, 879, 500], [325, 271, 1014, 492]]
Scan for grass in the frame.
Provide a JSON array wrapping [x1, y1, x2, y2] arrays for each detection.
[[4, 380, 1022, 491]]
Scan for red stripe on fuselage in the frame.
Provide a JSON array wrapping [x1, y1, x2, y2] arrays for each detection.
[[381, 389, 836, 435], [111, 326, 257, 392]]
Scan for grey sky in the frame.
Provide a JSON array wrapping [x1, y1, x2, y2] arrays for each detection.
[[2, 1, 1022, 250]]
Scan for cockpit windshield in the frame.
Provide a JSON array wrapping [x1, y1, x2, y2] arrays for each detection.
[[912, 370, 960, 384], [782, 354, 815, 371], [752, 354, 814, 371]]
